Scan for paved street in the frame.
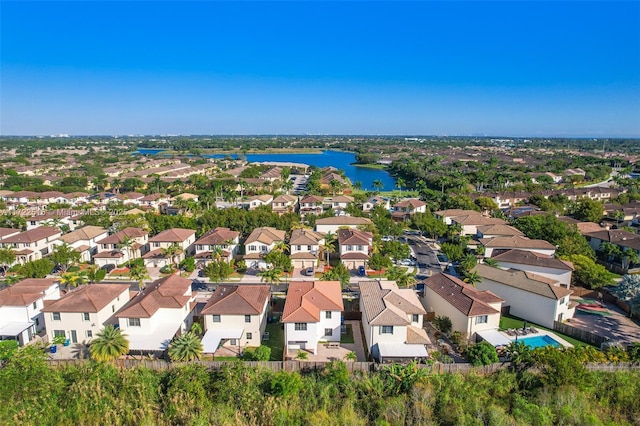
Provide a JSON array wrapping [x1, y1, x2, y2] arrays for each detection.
[[405, 234, 443, 279]]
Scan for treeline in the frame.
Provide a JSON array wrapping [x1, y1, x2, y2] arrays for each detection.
[[1, 346, 640, 425]]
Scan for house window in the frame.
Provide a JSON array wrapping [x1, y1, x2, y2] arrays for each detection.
[[347, 245, 353, 251], [296, 245, 301, 251], [245, 315, 251, 323], [475, 315, 488, 324], [246, 332, 253, 340], [294, 323, 307, 331], [230, 339, 237, 346], [381, 326, 394, 334], [412, 314, 419, 323], [33, 302, 37, 309], [307, 245, 312, 251], [197, 245, 203, 251], [249, 245, 256, 251], [212, 315, 221, 323], [53, 330, 65, 338], [35, 318, 39, 327], [112, 305, 115, 312], [357, 245, 363, 251], [128, 318, 141, 327], [52, 312, 61, 321], [325, 328, 333, 336], [560, 297, 566, 305], [154, 242, 160, 248], [325, 311, 332, 319], [82, 313, 90, 321], [86, 330, 93, 338]]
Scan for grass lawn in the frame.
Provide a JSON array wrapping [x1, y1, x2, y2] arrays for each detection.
[[340, 324, 355, 344], [213, 356, 239, 361], [264, 322, 285, 361], [499, 315, 590, 348]]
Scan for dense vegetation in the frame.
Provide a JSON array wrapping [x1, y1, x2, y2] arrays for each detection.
[[1, 346, 640, 425]]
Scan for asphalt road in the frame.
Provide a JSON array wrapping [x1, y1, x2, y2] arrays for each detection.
[[405, 235, 442, 279]]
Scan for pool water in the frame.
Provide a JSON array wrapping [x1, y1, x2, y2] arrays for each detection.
[[518, 335, 562, 349]]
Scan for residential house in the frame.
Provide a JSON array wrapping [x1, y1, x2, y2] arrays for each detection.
[[338, 228, 373, 270], [476, 224, 524, 240], [391, 199, 427, 221], [451, 215, 506, 237], [422, 273, 504, 342], [143, 228, 196, 268], [323, 195, 354, 214], [243, 227, 287, 267], [299, 195, 325, 216], [42, 284, 130, 344], [362, 196, 391, 213], [583, 229, 640, 260], [360, 280, 429, 363], [0, 228, 21, 245], [114, 192, 146, 205], [0, 226, 62, 265], [271, 194, 298, 215], [93, 227, 149, 268], [434, 209, 482, 225], [282, 281, 344, 355], [0, 278, 60, 345], [116, 274, 195, 352], [289, 229, 324, 269], [58, 225, 109, 263], [247, 194, 273, 210], [314, 216, 373, 234], [200, 285, 270, 355], [138, 193, 171, 209], [473, 264, 575, 328], [481, 236, 557, 258], [491, 249, 574, 287], [194, 227, 240, 266]]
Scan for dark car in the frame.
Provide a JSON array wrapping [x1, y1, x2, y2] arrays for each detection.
[[100, 264, 116, 273], [191, 280, 209, 291], [358, 265, 367, 276]]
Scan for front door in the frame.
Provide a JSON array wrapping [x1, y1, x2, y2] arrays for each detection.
[[557, 313, 563, 322], [70, 330, 77, 344]]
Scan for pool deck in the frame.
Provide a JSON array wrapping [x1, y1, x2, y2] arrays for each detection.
[[499, 329, 573, 348]]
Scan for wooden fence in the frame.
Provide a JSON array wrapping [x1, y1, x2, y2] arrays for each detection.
[[553, 321, 609, 347]]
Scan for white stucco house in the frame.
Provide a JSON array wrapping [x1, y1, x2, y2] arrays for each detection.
[[200, 285, 270, 355], [289, 228, 324, 270], [360, 280, 430, 363], [42, 284, 130, 344], [481, 236, 557, 258], [0, 226, 61, 265], [473, 264, 575, 328], [337, 228, 373, 271], [282, 281, 344, 356], [0, 278, 61, 345], [58, 225, 109, 263], [491, 249, 574, 287], [314, 216, 373, 234], [93, 227, 149, 268], [422, 272, 504, 342], [243, 227, 286, 267], [116, 274, 195, 353], [143, 228, 196, 268], [194, 227, 240, 266]]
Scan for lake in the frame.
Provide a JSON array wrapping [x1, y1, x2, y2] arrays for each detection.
[[136, 149, 395, 191]]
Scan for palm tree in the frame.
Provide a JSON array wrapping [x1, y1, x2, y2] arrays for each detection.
[[129, 263, 150, 290], [118, 236, 135, 263], [110, 178, 122, 194], [344, 351, 357, 361], [258, 267, 282, 286], [59, 271, 88, 290], [463, 271, 482, 286], [321, 232, 337, 266], [295, 351, 308, 361], [168, 332, 203, 362], [51, 242, 81, 273], [90, 325, 129, 362], [330, 179, 343, 196], [0, 248, 16, 276], [161, 243, 183, 270], [396, 177, 406, 195], [483, 257, 499, 267], [460, 253, 478, 274], [354, 181, 363, 192], [621, 249, 639, 271], [372, 179, 384, 194], [273, 241, 289, 254], [84, 265, 106, 284]]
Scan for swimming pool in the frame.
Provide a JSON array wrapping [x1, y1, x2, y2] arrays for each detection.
[[518, 335, 562, 349]]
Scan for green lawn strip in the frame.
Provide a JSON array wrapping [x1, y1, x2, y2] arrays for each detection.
[[264, 322, 285, 361], [499, 315, 591, 348], [340, 324, 355, 344], [213, 356, 239, 361]]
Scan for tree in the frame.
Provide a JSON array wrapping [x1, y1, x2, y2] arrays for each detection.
[[50, 242, 81, 273], [321, 232, 337, 266], [460, 253, 478, 274], [168, 332, 203, 362], [372, 179, 384, 193], [572, 198, 605, 223], [368, 252, 392, 271], [465, 341, 499, 366], [258, 267, 282, 286], [463, 271, 482, 286], [89, 325, 129, 362], [562, 254, 616, 289], [609, 274, 640, 316], [381, 240, 411, 265], [433, 316, 452, 334], [396, 177, 406, 195], [411, 212, 447, 239], [474, 196, 498, 215], [161, 243, 183, 270], [129, 263, 151, 290], [242, 345, 271, 361], [385, 266, 416, 287], [344, 351, 357, 361], [0, 248, 16, 276], [263, 250, 292, 272], [84, 265, 106, 284], [320, 263, 350, 287], [18, 258, 54, 278], [204, 260, 234, 284], [440, 242, 465, 262], [58, 271, 88, 290]]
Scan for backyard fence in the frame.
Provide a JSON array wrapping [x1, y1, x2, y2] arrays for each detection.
[[553, 321, 609, 347]]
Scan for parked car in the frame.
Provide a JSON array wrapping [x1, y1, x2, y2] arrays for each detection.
[[358, 265, 367, 276], [100, 264, 116, 273], [303, 267, 315, 276]]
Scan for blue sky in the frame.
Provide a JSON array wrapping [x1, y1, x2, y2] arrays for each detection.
[[1, 1, 639, 137]]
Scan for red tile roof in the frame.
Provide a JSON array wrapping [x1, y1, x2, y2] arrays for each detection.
[[201, 285, 270, 315], [42, 284, 130, 313], [424, 273, 503, 316], [282, 281, 343, 323], [116, 274, 192, 319]]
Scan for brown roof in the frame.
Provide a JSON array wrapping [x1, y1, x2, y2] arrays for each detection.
[[244, 227, 286, 245], [476, 224, 524, 237], [575, 222, 605, 234], [359, 280, 426, 326], [434, 209, 482, 218], [282, 281, 344, 323], [315, 216, 372, 226], [1, 226, 60, 243], [481, 236, 556, 250], [583, 229, 640, 250], [272, 194, 298, 204], [0, 228, 20, 240], [337, 228, 372, 246], [42, 284, 130, 313], [290, 229, 324, 246], [424, 273, 502, 317], [340, 252, 369, 260], [406, 325, 431, 345], [194, 227, 239, 245], [492, 249, 574, 271], [0, 278, 59, 307], [116, 274, 192, 319], [300, 195, 324, 204], [473, 264, 573, 300], [59, 226, 107, 244], [149, 228, 195, 243], [394, 199, 426, 209], [97, 227, 148, 245], [452, 215, 506, 226], [201, 285, 270, 315]]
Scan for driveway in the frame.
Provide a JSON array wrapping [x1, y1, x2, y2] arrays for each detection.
[[568, 297, 640, 344]]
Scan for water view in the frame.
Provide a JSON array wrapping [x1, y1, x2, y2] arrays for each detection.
[[137, 149, 396, 191]]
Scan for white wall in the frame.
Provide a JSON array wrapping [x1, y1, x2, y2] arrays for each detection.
[[285, 322, 319, 354], [486, 247, 556, 258], [495, 261, 572, 288], [203, 300, 269, 348]]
